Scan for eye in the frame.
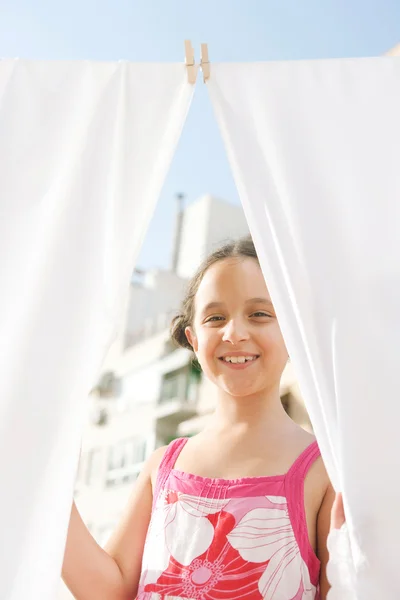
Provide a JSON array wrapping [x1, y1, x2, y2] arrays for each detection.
[[251, 311, 271, 318], [204, 315, 225, 323]]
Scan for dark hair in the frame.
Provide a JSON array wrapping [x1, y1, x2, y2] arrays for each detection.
[[170, 235, 259, 350]]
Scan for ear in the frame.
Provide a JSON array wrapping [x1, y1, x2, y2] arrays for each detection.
[[185, 326, 198, 352]]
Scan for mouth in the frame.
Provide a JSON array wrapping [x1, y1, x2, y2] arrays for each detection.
[[218, 354, 260, 370]]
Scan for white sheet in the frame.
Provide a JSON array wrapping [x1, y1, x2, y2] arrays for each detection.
[[208, 57, 400, 598], [0, 58, 193, 600]]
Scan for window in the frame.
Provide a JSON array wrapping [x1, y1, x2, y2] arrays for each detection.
[[159, 364, 201, 405], [108, 438, 146, 471], [105, 467, 140, 488], [161, 371, 180, 401], [105, 437, 146, 488], [159, 367, 188, 404], [124, 438, 146, 464], [108, 443, 126, 471]]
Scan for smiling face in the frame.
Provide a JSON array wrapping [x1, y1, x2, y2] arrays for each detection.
[[185, 257, 288, 399]]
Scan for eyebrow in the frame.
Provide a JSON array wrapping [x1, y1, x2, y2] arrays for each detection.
[[246, 297, 274, 307], [202, 302, 225, 314], [202, 297, 274, 313]]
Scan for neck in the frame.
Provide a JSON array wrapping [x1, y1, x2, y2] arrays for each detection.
[[209, 385, 294, 436]]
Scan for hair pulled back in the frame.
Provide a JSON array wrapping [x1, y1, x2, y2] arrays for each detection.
[[170, 235, 258, 350]]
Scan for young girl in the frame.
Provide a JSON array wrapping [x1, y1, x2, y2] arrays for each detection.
[[63, 236, 334, 600]]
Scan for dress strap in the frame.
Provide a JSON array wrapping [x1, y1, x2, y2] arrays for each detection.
[[152, 437, 188, 510], [284, 441, 322, 577], [287, 440, 321, 480]]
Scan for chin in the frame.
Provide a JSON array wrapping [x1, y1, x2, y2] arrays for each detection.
[[221, 382, 261, 398]]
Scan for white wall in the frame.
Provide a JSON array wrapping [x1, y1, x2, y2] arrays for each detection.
[[176, 195, 210, 278], [122, 270, 188, 344], [177, 194, 249, 278], [206, 195, 249, 251]]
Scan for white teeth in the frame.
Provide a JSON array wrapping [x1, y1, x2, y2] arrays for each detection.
[[223, 356, 257, 363]]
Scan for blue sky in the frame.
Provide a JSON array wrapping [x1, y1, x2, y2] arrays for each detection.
[[1, 0, 399, 269]]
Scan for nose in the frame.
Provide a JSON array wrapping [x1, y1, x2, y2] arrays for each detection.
[[222, 318, 250, 345]]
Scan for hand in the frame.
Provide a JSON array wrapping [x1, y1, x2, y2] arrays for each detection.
[[330, 492, 346, 531]]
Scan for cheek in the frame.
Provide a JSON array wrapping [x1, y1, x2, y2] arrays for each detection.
[[196, 329, 220, 362], [259, 326, 287, 358]]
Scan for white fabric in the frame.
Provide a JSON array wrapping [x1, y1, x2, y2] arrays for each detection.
[[0, 59, 193, 600], [208, 57, 400, 598], [327, 526, 357, 599]]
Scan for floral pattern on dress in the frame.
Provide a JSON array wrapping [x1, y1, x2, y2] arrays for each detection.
[[138, 491, 318, 600], [137, 491, 230, 597], [227, 496, 316, 599]]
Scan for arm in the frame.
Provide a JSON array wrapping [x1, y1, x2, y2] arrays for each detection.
[[330, 492, 345, 531], [326, 493, 356, 599], [316, 482, 336, 599], [103, 446, 167, 594], [62, 446, 166, 600]]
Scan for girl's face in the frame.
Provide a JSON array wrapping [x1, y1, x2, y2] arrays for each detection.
[[186, 258, 288, 398]]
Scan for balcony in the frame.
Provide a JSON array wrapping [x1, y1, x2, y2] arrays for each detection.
[[156, 364, 200, 424]]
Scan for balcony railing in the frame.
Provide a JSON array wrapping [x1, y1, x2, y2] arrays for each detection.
[[105, 462, 144, 488], [156, 364, 201, 421]]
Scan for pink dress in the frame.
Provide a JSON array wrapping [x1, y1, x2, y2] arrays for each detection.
[[137, 438, 321, 600]]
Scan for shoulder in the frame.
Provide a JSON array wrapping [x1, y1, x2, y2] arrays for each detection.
[[288, 427, 331, 505], [145, 438, 188, 488], [147, 445, 169, 488], [294, 429, 326, 473], [308, 435, 329, 486], [300, 434, 331, 508], [301, 432, 329, 483], [149, 444, 169, 467], [122, 445, 168, 495], [290, 428, 323, 472]]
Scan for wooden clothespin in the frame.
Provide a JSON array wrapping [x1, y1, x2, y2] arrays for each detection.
[[200, 43, 210, 82], [185, 40, 197, 85]]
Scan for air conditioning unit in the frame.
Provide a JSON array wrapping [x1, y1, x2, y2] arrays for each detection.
[[95, 371, 120, 399], [91, 407, 108, 426]]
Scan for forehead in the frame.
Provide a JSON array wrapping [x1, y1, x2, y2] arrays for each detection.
[[195, 257, 271, 307]]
